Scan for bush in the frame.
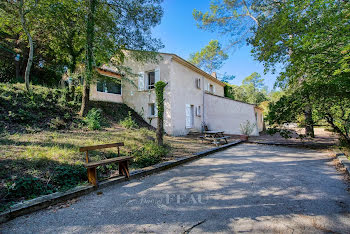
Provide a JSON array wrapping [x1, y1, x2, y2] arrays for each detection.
[[240, 120, 256, 136], [49, 117, 67, 129], [6, 177, 49, 199], [133, 142, 168, 168], [52, 165, 87, 190], [84, 108, 103, 130], [119, 111, 138, 129]]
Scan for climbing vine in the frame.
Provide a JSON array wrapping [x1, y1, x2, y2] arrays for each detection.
[[155, 81, 167, 146]]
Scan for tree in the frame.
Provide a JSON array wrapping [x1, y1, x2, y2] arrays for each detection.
[[18, 0, 38, 92], [155, 81, 167, 146], [79, 0, 164, 116], [189, 40, 228, 73], [80, 0, 96, 116], [193, 0, 259, 49], [259, 0, 350, 140]]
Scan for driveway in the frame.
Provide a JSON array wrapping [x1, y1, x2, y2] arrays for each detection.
[[1, 144, 350, 233]]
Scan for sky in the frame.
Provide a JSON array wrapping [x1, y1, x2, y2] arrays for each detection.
[[151, 0, 281, 90]]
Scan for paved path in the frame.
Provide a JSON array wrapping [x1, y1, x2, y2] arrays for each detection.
[[1, 144, 350, 233]]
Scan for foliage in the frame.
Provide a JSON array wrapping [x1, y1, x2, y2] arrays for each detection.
[[155, 81, 167, 145], [188, 40, 228, 73], [193, 0, 259, 49], [52, 165, 87, 190], [119, 111, 138, 129], [240, 120, 256, 136], [155, 81, 167, 119], [266, 127, 293, 139], [0, 83, 80, 132], [224, 72, 268, 105], [132, 142, 168, 168], [6, 176, 48, 199], [84, 108, 103, 130], [49, 117, 67, 130]]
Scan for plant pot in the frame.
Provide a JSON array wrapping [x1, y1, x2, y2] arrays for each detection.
[[240, 135, 248, 141]]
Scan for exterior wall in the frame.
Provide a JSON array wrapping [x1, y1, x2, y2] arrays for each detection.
[[204, 78, 224, 97], [169, 60, 207, 136], [204, 93, 259, 136], [255, 108, 264, 132], [90, 82, 123, 103], [121, 54, 173, 134]]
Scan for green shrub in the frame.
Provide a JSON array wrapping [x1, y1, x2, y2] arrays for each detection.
[[52, 165, 87, 190], [49, 117, 67, 129], [6, 177, 49, 199], [133, 142, 168, 168], [119, 111, 138, 129], [84, 108, 103, 130]]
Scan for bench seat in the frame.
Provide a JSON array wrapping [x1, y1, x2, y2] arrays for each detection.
[[84, 156, 133, 168]]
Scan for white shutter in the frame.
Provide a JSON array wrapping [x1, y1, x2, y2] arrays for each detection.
[[213, 86, 216, 94], [155, 104, 158, 116], [185, 104, 191, 128], [155, 68, 160, 83], [138, 72, 145, 91], [197, 106, 201, 116], [207, 83, 210, 91]]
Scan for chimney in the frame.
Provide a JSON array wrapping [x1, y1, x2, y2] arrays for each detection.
[[211, 72, 217, 79]]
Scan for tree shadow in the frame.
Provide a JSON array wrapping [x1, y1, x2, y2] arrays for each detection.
[[2, 144, 349, 233]]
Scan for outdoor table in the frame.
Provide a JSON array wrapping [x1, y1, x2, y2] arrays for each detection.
[[201, 131, 229, 145]]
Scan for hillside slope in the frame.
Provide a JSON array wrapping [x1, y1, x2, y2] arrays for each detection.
[[0, 83, 153, 133]]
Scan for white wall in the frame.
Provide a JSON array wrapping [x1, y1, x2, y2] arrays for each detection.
[[169, 60, 207, 135], [204, 78, 224, 97], [204, 93, 259, 136], [90, 82, 123, 103], [122, 54, 173, 134]]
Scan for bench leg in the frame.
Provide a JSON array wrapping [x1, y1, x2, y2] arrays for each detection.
[[87, 167, 97, 186], [119, 161, 130, 178]]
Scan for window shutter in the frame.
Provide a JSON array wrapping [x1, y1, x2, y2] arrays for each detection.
[[213, 86, 216, 94], [138, 72, 145, 91], [197, 106, 201, 116], [155, 68, 160, 83], [207, 83, 210, 91], [185, 104, 191, 128], [155, 104, 158, 116]]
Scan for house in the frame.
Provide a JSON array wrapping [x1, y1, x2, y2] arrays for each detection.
[[90, 52, 264, 136]]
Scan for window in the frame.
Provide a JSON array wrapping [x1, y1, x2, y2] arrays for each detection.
[[149, 103, 156, 117], [97, 80, 122, 94], [196, 105, 201, 117], [147, 71, 155, 89], [195, 78, 201, 89], [139, 69, 160, 91], [209, 84, 214, 93]]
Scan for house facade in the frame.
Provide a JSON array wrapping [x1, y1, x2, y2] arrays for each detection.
[[90, 53, 264, 136]]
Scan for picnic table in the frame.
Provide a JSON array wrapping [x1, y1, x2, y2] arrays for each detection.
[[200, 130, 229, 146]]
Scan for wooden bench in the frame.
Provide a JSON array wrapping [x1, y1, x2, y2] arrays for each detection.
[[79, 142, 133, 186]]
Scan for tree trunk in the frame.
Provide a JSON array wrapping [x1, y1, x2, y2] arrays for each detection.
[[15, 60, 20, 81], [304, 104, 315, 137], [79, 79, 90, 116], [19, 0, 35, 92], [80, 0, 96, 116], [156, 116, 164, 146]]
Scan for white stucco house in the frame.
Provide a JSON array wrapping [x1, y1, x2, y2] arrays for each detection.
[[90, 52, 264, 136]]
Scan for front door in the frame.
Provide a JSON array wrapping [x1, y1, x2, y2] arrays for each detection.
[[186, 104, 194, 128]]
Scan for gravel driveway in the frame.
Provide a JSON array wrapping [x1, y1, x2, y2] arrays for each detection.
[[1, 144, 350, 233]]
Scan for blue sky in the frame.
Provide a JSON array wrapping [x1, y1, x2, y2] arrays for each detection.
[[152, 0, 281, 90]]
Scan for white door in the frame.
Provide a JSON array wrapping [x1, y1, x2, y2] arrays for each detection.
[[186, 104, 194, 129]]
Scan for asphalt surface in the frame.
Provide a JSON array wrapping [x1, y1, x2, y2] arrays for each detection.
[[1, 144, 350, 233]]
